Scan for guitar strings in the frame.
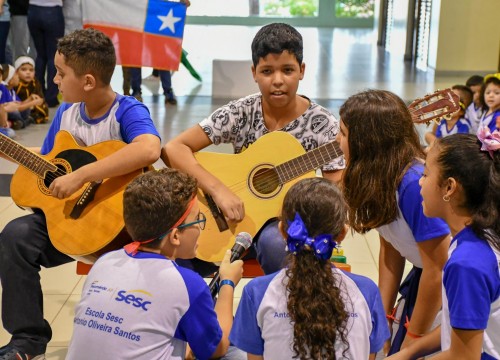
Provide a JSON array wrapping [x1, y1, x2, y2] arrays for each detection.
[[223, 145, 342, 194]]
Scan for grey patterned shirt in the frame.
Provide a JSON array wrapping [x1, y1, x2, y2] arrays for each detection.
[[199, 93, 345, 171]]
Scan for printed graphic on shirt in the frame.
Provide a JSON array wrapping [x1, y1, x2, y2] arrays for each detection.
[[199, 93, 344, 171]]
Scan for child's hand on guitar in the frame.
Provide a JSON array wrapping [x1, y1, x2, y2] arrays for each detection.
[[219, 249, 244, 287], [212, 184, 245, 222], [49, 171, 86, 199]]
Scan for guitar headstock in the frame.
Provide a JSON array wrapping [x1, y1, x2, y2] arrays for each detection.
[[409, 88, 461, 124]]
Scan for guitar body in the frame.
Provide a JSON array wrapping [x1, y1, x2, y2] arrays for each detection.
[[9, 131, 143, 258], [195, 131, 316, 262]]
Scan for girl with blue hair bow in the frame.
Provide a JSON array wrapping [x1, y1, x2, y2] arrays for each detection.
[[229, 177, 390, 360]]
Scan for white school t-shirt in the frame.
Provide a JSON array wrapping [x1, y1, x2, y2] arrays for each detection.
[[67, 250, 222, 360], [229, 267, 390, 359], [441, 227, 500, 359], [377, 163, 450, 268]]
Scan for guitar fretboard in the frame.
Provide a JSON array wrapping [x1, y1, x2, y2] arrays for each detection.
[[275, 141, 342, 183], [0, 133, 56, 177]]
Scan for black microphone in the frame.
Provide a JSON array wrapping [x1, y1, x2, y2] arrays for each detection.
[[209, 232, 253, 299]]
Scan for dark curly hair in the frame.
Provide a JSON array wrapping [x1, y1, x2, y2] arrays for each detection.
[[340, 89, 425, 233], [434, 134, 500, 250], [57, 28, 116, 85], [123, 168, 198, 245], [281, 178, 350, 359]]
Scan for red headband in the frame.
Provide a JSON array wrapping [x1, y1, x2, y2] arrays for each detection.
[[124, 196, 197, 256]]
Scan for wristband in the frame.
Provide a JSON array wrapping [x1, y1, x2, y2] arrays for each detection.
[[219, 279, 235, 290]]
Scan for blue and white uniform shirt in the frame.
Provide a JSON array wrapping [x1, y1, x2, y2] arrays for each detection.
[[0, 83, 12, 104], [230, 268, 390, 359], [40, 94, 160, 155], [465, 103, 484, 134], [441, 227, 500, 359], [199, 93, 345, 171], [377, 163, 450, 267], [67, 250, 222, 360], [478, 109, 500, 134], [435, 117, 471, 138]]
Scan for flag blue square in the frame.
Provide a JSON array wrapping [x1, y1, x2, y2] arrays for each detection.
[[144, 0, 186, 39]]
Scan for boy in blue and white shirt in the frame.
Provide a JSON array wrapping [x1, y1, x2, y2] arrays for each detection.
[[67, 168, 244, 360]]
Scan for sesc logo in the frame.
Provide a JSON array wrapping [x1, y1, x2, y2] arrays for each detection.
[[115, 290, 152, 311]]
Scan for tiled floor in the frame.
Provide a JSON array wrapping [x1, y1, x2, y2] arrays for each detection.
[[0, 24, 460, 358]]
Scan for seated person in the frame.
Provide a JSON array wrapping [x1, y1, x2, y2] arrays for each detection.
[[0, 63, 43, 129], [425, 86, 470, 147], [464, 74, 484, 133], [14, 56, 49, 124], [230, 178, 389, 359], [66, 168, 244, 360], [0, 101, 15, 138], [162, 23, 344, 276]]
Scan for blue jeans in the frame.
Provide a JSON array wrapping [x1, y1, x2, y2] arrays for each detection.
[[27, 5, 64, 106], [177, 220, 287, 276], [129, 67, 173, 95], [0, 21, 10, 63], [254, 219, 288, 274], [0, 212, 73, 354]]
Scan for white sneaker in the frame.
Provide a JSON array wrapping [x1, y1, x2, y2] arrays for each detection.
[[142, 75, 160, 95]]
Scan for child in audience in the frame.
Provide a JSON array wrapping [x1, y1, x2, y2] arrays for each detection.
[[230, 177, 390, 359], [0, 63, 43, 129], [0, 102, 15, 138], [0, 28, 160, 360], [389, 130, 500, 359], [162, 23, 344, 276], [337, 89, 450, 355], [465, 74, 484, 133], [424, 85, 471, 147], [67, 168, 244, 360], [14, 56, 49, 124], [478, 73, 500, 132]]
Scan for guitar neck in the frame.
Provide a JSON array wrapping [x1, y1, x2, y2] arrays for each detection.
[[275, 141, 342, 183], [0, 133, 56, 177]]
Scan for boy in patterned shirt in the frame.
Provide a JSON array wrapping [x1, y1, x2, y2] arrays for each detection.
[[162, 23, 345, 275]]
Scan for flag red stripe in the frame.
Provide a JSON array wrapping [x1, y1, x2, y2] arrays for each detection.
[[84, 24, 182, 71]]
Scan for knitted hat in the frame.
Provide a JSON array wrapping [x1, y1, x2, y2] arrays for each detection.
[[1, 64, 16, 84], [14, 56, 35, 71]]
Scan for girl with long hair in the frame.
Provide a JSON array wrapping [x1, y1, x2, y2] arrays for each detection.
[[337, 89, 451, 354], [389, 130, 500, 359], [230, 178, 389, 359]]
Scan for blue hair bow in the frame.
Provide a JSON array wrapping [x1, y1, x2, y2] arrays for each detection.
[[286, 213, 336, 260]]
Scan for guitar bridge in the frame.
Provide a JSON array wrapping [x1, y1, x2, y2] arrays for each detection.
[[204, 193, 229, 232], [70, 180, 102, 219]]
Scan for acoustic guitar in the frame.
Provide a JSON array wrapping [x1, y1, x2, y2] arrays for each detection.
[[194, 89, 460, 263], [0, 130, 145, 262]]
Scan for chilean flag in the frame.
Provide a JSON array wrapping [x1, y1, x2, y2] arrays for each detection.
[[82, 0, 186, 70]]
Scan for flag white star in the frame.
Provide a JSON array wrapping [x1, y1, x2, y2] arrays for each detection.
[[157, 9, 182, 33]]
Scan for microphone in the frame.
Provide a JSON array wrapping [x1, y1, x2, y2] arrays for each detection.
[[209, 232, 253, 299]]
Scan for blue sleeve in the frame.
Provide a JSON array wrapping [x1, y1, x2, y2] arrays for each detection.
[[40, 103, 72, 155], [173, 268, 221, 360], [343, 272, 390, 353], [398, 167, 449, 242], [491, 111, 500, 132], [444, 245, 500, 330], [230, 275, 275, 355], [115, 96, 160, 143]]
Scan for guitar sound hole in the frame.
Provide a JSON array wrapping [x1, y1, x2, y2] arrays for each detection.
[[252, 168, 280, 194], [43, 164, 67, 188]]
